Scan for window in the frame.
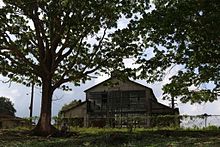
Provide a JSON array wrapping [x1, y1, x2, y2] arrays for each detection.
[[88, 90, 146, 112], [128, 90, 145, 104]]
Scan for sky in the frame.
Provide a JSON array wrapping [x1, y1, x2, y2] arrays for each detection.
[[1, 70, 220, 118], [0, 1, 219, 118]]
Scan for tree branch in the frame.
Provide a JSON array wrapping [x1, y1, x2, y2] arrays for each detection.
[[7, 48, 40, 76], [90, 27, 107, 61], [52, 75, 70, 91]]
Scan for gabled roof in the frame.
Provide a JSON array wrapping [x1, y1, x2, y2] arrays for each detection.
[[151, 100, 179, 114], [60, 101, 86, 113], [85, 77, 151, 91], [0, 114, 26, 121], [84, 77, 158, 101], [84, 77, 112, 92]]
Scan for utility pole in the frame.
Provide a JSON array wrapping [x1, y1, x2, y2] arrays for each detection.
[[171, 97, 175, 109], [29, 81, 34, 123], [170, 97, 177, 109]]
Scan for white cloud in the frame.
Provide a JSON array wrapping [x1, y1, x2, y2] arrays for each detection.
[[0, 1, 219, 117], [94, 74, 109, 84], [1, 74, 220, 118]]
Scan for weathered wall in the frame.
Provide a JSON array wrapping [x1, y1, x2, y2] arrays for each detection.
[[61, 78, 178, 128], [0, 120, 16, 129], [62, 103, 87, 118]]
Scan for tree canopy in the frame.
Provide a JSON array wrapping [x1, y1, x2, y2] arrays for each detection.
[[1, 0, 219, 136], [0, 0, 146, 87], [0, 96, 16, 116], [136, 0, 220, 103], [0, 0, 147, 135]]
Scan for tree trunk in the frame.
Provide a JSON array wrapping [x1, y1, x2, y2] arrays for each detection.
[[32, 78, 58, 136]]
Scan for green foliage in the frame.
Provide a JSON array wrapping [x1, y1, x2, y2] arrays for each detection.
[[13, 126, 32, 131], [2, 128, 220, 146], [0, 96, 16, 116], [0, 0, 149, 133], [0, 0, 148, 88], [136, 0, 220, 103], [202, 125, 220, 131]]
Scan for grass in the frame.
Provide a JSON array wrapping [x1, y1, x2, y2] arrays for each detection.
[[0, 127, 220, 147]]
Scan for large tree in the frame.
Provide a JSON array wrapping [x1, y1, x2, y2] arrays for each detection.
[[0, 96, 16, 116], [0, 0, 147, 135], [136, 0, 220, 103]]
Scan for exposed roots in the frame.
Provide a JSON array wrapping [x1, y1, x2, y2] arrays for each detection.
[[31, 124, 59, 137]]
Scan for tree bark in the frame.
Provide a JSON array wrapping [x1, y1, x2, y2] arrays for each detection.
[[32, 78, 58, 136]]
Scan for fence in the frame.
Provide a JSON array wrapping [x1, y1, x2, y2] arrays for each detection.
[[29, 114, 220, 129], [180, 114, 220, 128], [58, 114, 220, 129]]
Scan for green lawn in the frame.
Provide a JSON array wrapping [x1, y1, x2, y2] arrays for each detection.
[[1, 127, 220, 147]]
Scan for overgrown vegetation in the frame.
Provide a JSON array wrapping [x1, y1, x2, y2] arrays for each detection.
[[1, 127, 220, 147]]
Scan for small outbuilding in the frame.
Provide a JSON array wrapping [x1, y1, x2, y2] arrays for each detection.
[[0, 114, 30, 129], [59, 101, 87, 127]]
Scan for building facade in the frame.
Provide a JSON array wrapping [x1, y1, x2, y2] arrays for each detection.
[[60, 77, 179, 127]]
